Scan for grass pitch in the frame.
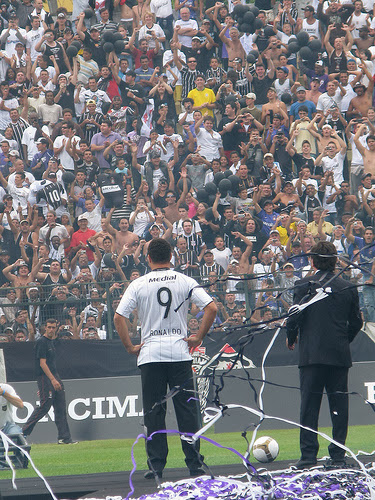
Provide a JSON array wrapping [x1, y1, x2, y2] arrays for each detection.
[[0, 425, 374, 480]]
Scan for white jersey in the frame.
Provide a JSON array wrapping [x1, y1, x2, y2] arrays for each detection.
[[340, 80, 356, 113], [211, 247, 232, 271], [349, 133, 367, 166], [274, 78, 292, 99], [349, 12, 368, 38], [320, 151, 345, 185], [7, 184, 30, 216], [0, 383, 19, 429], [116, 268, 213, 366], [25, 27, 45, 62], [302, 19, 321, 40]]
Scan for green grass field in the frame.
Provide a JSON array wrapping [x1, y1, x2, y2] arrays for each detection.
[[0, 425, 374, 480]]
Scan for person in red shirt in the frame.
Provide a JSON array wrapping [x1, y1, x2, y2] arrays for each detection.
[[69, 215, 96, 262], [127, 28, 160, 69]]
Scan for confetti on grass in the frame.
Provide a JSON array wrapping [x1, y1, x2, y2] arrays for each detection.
[[130, 466, 375, 500]]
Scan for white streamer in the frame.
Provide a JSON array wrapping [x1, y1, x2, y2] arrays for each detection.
[[192, 403, 375, 498], [246, 286, 331, 462], [246, 319, 287, 462], [0, 430, 58, 500]]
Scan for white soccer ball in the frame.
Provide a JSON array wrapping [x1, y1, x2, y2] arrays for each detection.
[[252, 436, 279, 463]]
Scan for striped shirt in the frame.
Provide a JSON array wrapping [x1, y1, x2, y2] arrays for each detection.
[[180, 66, 198, 99], [206, 67, 226, 86], [235, 69, 251, 96], [279, 7, 298, 33], [79, 111, 104, 143], [9, 118, 29, 159], [77, 55, 100, 85], [200, 262, 224, 282], [91, 21, 118, 33], [173, 248, 199, 278], [183, 232, 204, 254], [112, 186, 137, 221]]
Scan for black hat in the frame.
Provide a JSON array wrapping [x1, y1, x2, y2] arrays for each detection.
[[262, 199, 273, 207]]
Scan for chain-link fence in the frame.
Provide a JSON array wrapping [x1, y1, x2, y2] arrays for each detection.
[[0, 269, 366, 342]]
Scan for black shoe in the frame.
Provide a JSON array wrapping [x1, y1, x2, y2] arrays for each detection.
[[58, 438, 78, 445], [144, 470, 163, 479], [294, 458, 317, 469], [189, 468, 206, 477], [325, 458, 346, 468]]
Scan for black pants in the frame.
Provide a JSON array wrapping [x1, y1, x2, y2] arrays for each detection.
[[299, 365, 349, 461], [140, 361, 202, 472], [22, 374, 71, 441]]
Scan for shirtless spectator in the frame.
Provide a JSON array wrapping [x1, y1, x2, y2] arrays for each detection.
[[261, 87, 288, 125], [103, 211, 139, 254], [347, 65, 374, 121], [219, 25, 245, 69], [354, 124, 375, 180], [2, 259, 40, 299]]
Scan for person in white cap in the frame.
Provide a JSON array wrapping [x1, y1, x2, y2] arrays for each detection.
[[278, 262, 297, 309]]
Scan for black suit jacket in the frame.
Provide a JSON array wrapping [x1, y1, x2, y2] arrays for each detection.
[[286, 271, 363, 368]]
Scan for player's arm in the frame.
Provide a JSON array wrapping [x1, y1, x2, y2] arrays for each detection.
[[39, 359, 62, 391], [114, 312, 144, 355], [185, 300, 217, 349], [0, 386, 23, 408]]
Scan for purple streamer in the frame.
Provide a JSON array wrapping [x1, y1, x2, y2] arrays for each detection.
[[125, 428, 375, 500], [128, 467, 375, 500], [127, 432, 147, 499], [125, 428, 258, 500]]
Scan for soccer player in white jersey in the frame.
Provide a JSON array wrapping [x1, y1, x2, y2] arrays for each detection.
[[114, 238, 217, 480]]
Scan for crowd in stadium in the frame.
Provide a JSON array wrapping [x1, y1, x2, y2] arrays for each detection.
[[0, 0, 372, 342]]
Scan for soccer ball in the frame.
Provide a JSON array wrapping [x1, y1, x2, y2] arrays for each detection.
[[252, 436, 279, 463]]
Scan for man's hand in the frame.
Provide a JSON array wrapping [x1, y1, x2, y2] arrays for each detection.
[[127, 343, 144, 356], [52, 378, 62, 391], [286, 337, 297, 350], [184, 334, 203, 351]]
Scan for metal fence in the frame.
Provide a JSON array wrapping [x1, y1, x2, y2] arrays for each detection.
[[0, 269, 366, 342]]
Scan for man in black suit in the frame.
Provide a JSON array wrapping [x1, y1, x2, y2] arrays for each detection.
[[286, 241, 363, 469]]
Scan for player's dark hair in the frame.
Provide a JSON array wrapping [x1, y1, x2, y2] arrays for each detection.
[[148, 238, 172, 264], [311, 241, 337, 272], [45, 318, 58, 325]]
